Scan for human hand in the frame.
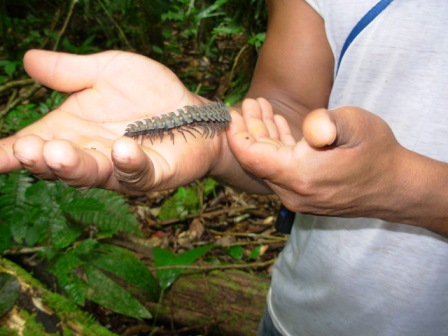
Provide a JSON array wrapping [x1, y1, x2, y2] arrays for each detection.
[[227, 97, 405, 218], [0, 50, 222, 194]]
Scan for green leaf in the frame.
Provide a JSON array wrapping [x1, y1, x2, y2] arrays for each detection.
[[2, 104, 43, 132], [63, 188, 139, 237], [62, 197, 104, 212], [25, 180, 82, 249], [85, 265, 152, 320], [248, 245, 262, 260], [158, 186, 200, 221], [0, 171, 34, 246], [151, 45, 163, 55], [200, 178, 218, 197], [72, 239, 99, 256], [48, 252, 88, 305], [24, 179, 54, 203], [228, 246, 244, 260], [196, 0, 228, 20], [248, 32, 266, 48], [87, 244, 160, 301], [0, 60, 19, 77], [0, 273, 20, 317], [154, 245, 213, 290], [48, 215, 83, 250], [0, 223, 13, 253], [212, 24, 242, 35], [38, 91, 67, 113]]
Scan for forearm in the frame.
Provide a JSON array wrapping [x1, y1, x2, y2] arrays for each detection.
[[381, 147, 448, 236]]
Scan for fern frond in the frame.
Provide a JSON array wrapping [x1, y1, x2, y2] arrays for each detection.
[[63, 188, 139, 237], [0, 171, 35, 247]]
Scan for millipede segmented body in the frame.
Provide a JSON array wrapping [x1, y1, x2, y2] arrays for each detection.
[[124, 100, 231, 144]]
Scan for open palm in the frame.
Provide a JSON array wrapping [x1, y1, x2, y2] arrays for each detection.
[[0, 50, 220, 193]]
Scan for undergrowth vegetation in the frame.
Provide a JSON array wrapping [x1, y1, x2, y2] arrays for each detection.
[[0, 0, 271, 334]]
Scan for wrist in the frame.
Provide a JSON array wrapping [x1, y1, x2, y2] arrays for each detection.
[[378, 147, 448, 236]]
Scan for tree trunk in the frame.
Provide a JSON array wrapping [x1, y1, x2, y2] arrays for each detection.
[[0, 257, 115, 336], [1, 257, 271, 335], [148, 269, 270, 335]]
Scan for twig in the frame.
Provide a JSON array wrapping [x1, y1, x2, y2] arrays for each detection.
[[53, 0, 78, 51], [0, 82, 41, 121], [97, 0, 134, 51], [227, 44, 249, 89], [214, 240, 284, 248], [155, 205, 257, 226], [2, 246, 45, 255], [208, 229, 286, 241], [150, 258, 276, 272], [39, 7, 62, 49], [0, 78, 36, 94]]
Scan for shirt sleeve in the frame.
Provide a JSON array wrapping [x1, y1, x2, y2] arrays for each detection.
[[304, 0, 322, 16]]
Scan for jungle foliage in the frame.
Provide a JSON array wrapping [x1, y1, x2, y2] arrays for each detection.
[[0, 0, 268, 333]]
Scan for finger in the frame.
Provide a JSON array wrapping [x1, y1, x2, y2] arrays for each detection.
[[227, 109, 251, 139], [241, 98, 271, 139], [42, 140, 113, 188], [227, 111, 284, 176], [13, 135, 57, 179], [302, 108, 337, 147], [228, 110, 283, 151], [273, 114, 296, 146], [24, 49, 111, 92], [112, 137, 156, 193], [257, 97, 280, 139], [0, 136, 23, 173]]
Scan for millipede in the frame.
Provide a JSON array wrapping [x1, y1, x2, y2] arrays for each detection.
[[123, 100, 231, 144]]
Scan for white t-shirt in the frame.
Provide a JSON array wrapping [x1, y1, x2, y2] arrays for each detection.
[[268, 1, 448, 335]]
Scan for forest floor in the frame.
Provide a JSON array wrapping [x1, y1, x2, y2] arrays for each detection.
[[100, 184, 285, 335]]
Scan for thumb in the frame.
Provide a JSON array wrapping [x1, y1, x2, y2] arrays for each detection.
[[302, 108, 338, 147], [24, 49, 109, 92], [303, 106, 368, 148]]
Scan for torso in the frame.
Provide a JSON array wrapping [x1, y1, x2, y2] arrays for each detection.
[[269, 1, 448, 335]]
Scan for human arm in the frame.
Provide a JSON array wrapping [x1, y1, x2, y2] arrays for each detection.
[[228, 98, 448, 236], [226, 0, 448, 236], [0, 50, 267, 194], [0, 0, 332, 196]]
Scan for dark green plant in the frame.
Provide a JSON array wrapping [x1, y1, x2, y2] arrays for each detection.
[[0, 272, 20, 317], [0, 171, 140, 253], [0, 171, 215, 320], [1, 91, 68, 135], [48, 239, 157, 319], [158, 178, 218, 221], [154, 245, 214, 290], [0, 171, 156, 318]]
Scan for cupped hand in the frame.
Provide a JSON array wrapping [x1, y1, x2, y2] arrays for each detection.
[[227, 97, 405, 218], [0, 50, 220, 193]]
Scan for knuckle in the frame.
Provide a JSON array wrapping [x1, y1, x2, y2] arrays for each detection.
[[114, 166, 154, 192]]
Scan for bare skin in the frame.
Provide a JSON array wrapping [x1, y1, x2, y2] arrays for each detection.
[[228, 98, 448, 236], [0, 0, 447, 235], [0, 50, 266, 194]]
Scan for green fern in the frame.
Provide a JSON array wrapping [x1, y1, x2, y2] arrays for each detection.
[[48, 239, 157, 319], [0, 172, 140, 253], [61, 188, 140, 237], [0, 171, 34, 252], [0, 171, 157, 319]]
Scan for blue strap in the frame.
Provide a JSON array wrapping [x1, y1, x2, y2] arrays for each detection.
[[336, 0, 394, 74]]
